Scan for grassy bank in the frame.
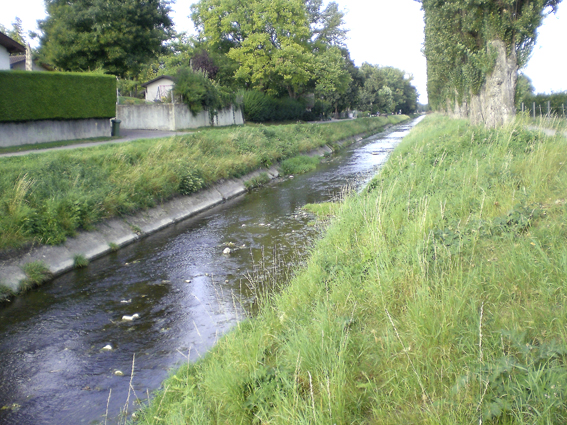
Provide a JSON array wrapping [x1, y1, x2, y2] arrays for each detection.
[[0, 116, 405, 255], [135, 114, 567, 424]]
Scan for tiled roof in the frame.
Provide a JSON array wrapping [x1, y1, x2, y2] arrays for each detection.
[[0, 31, 25, 54], [141, 75, 174, 87]]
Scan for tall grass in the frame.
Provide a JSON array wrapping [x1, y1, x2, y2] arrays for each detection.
[[135, 114, 567, 424], [0, 116, 406, 253]]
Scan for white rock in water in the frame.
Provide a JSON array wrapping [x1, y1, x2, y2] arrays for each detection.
[[223, 247, 231, 254], [122, 313, 140, 321], [114, 370, 124, 376], [102, 345, 113, 351]]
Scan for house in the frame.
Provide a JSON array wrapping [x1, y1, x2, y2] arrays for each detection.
[[142, 75, 174, 102], [9, 55, 49, 71], [0, 31, 25, 70]]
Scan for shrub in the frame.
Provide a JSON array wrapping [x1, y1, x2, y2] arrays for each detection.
[[242, 90, 308, 122]]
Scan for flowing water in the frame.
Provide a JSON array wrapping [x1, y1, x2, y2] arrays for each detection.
[[0, 117, 423, 424]]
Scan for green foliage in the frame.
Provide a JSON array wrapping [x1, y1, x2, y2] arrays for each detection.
[[241, 90, 308, 122], [21, 261, 51, 291], [244, 173, 271, 191], [174, 67, 235, 118], [280, 155, 320, 175], [477, 332, 567, 422], [357, 63, 417, 114], [0, 285, 15, 302], [523, 91, 567, 116], [178, 170, 205, 196], [73, 254, 89, 268], [0, 71, 116, 122], [38, 0, 174, 78]]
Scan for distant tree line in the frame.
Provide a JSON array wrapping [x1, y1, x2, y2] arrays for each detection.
[[6, 0, 419, 121], [516, 74, 567, 116]]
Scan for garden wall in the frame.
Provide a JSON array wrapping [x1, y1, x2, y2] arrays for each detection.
[[0, 118, 111, 147], [117, 103, 243, 130]]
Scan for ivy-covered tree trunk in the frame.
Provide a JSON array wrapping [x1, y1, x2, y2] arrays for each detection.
[[470, 40, 518, 128], [419, 0, 562, 128]]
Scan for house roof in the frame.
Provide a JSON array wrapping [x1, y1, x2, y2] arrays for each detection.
[[141, 75, 174, 87], [0, 31, 25, 54], [9, 55, 25, 66]]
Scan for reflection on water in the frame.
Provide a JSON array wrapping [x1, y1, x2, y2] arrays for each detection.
[[0, 117, 423, 424]]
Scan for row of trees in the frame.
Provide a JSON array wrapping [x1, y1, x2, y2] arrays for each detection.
[[418, 0, 562, 127], [4, 0, 418, 119]]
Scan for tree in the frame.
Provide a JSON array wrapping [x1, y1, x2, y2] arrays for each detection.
[[191, 0, 314, 97], [305, 0, 347, 46], [418, 0, 562, 127], [38, 0, 174, 78], [357, 63, 418, 114], [313, 46, 352, 116]]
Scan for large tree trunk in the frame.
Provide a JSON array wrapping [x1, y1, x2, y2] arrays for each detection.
[[470, 39, 517, 128]]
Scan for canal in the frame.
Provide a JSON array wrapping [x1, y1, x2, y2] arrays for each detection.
[[0, 117, 423, 424]]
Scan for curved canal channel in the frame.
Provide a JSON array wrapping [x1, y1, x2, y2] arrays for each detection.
[[0, 117, 423, 424]]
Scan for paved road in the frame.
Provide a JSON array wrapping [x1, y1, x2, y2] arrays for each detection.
[[0, 129, 194, 158]]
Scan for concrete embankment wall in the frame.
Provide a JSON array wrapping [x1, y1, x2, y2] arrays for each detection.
[[117, 104, 243, 131], [0, 118, 111, 147]]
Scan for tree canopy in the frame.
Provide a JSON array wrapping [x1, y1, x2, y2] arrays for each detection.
[[38, 0, 174, 77]]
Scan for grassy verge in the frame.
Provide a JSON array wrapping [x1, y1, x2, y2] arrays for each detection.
[[0, 136, 119, 155], [135, 114, 567, 424], [0, 115, 406, 253]]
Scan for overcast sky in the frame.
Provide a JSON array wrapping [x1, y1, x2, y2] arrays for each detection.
[[2, 0, 565, 104]]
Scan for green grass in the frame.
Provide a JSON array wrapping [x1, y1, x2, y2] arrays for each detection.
[[135, 114, 567, 424], [0, 136, 118, 155], [20, 261, 51, 292], [73, 254, 89, 268], [280, 155, 320, 175], [244, 172, 271, 191], [0, 115, 407, 253]]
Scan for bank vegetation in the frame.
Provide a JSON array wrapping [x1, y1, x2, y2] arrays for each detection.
[[0, 116, 405, 257], [136, 114, 567, 424]]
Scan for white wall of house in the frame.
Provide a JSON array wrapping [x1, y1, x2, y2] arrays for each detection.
[[0, 45, 10, 70], [145, 79, 174, 102]]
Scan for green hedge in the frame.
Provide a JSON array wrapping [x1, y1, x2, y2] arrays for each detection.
[[0, 71, 116, 122]]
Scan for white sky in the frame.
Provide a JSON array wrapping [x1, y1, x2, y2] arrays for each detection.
[[2, 0, 566, 104]]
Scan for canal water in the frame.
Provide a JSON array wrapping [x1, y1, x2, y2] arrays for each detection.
[[0, 117, 423, 424]]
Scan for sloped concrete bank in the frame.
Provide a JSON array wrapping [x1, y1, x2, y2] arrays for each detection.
[[0, 127, 384, 297]]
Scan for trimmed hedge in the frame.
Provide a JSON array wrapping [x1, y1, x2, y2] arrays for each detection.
[[0, 71, 116, 123]]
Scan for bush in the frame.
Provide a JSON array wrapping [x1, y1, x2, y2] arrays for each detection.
[[174, 67, 234, 117], [242, 90, 309, 122], [0, 71, 116, 122]]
